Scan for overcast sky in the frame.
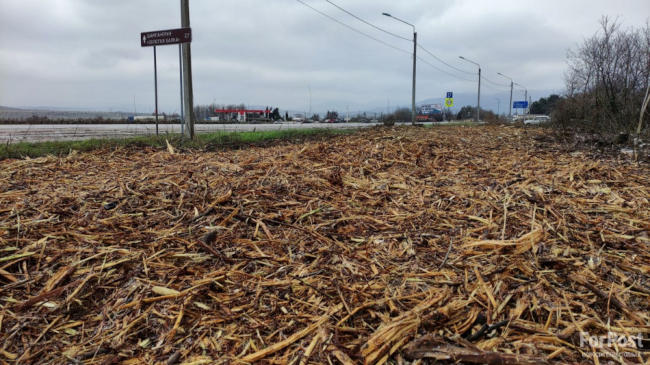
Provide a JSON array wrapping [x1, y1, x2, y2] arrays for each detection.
[[0, 0, 648, 115]]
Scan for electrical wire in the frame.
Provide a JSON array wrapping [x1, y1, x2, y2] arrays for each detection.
[[295, 0, 411, 55], [480, 82, 508, 93], [297, 0, 509, 93], [418, 45, 475, 75], [481, 75, 511, 89], [322, 0, 478, 82], [323, 0, 412, 42], [417, 57, 477, 83]]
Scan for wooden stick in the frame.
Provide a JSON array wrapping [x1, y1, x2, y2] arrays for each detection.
[[242, 304, 342, 362]]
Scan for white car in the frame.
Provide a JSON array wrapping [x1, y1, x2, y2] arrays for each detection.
[[524, 115, 551, 125]]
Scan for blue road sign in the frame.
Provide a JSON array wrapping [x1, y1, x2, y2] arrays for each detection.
[[513, 101, 528, 109], [446, 92, 453, 98]]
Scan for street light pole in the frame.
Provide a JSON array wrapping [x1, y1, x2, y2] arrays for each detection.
[[308, 85, 312, 118], [497, 72, 514, 119], [459, 56, 481, 122], [383, 13, 416, 125]]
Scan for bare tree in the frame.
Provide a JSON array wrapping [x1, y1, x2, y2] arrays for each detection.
[[557, 17, 650, 136]]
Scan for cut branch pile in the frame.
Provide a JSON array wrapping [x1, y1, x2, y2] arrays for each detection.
[[0, 126, 648, 364]]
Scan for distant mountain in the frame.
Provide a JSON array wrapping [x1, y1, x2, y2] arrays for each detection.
[[0, 105, 23, 111], [18, 106, 107, 112], [0, 107, 145, 121]]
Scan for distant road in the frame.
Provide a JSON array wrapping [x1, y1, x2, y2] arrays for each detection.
[[0, 122, 433, 143]]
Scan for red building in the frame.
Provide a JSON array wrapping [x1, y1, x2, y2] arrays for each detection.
[[213, 109, 266, 122]]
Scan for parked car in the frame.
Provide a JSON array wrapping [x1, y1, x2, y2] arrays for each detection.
[[524, 115, 551, 125]]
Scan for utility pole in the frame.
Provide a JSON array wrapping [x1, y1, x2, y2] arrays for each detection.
[[497, 72, 514, 119], [476, 66, 481, 123], [509, 81, 513, 118], [308, 85, 312, 118], [382, 13, 416, 125], [459, 56, 481, 122], [411, 31, 417, 125], [181, 0, 195, 139]]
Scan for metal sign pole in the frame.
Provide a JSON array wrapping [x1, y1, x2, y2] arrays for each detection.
[[525, 90, 528, 115], [141, 24, 192, 137], [154, 46, 159, 136], [179, 44, 184, 135]]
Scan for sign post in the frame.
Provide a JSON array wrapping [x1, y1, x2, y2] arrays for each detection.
[[141, 28, 192, 47], [513, 101, 528, 116], [141, 26, 192, 137], [445, 92, 454, 108], [179, 45, 184, 135], [153, 46, 158, 135], [513, 101, 528, 109]]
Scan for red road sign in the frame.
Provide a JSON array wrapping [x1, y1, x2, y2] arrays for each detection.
[[141, 28, 192, 47]]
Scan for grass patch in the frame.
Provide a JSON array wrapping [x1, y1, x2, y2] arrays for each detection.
[[0, 128, 356, 160], [425, 121, 484, 127]]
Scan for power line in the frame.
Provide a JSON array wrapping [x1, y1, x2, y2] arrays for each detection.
[[297, 0, 505, 93], [480, 82, 507, 93], [323, 0, 411, 42], [418, 45, 475, 75], [417, 56, 477, 83], [320, 1, 479, 84], [322, 0, 477, 82], [295, 0, 410, 55], [481, 75, 510, 89]]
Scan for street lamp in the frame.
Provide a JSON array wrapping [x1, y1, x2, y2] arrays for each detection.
[[497, 72, 514, 119], [383, 12, 416, 125], [459, 56, 481, 122]]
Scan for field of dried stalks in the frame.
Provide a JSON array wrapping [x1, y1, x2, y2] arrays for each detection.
[[0, 125, 648, 364]]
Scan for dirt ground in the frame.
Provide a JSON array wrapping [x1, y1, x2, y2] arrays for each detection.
[[0, 125, 648, 364]]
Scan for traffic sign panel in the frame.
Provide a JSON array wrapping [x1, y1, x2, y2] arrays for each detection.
[[141, 28, 192, 47], [445, 98, 454, 108], [513, 101, 528, 109], [446, 92, 453, 98]]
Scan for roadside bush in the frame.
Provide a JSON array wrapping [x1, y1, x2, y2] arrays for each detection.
[[393, 108, 412, 123], [455, 105, 502, 123]]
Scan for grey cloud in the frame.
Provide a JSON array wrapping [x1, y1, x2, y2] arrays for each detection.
[[1, 0, 648, 113]]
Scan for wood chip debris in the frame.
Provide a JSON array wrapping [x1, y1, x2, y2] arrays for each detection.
[[0, 126, 648, 364]]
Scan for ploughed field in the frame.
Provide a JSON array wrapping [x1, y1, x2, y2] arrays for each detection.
[[0, 126, 648, 364]]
